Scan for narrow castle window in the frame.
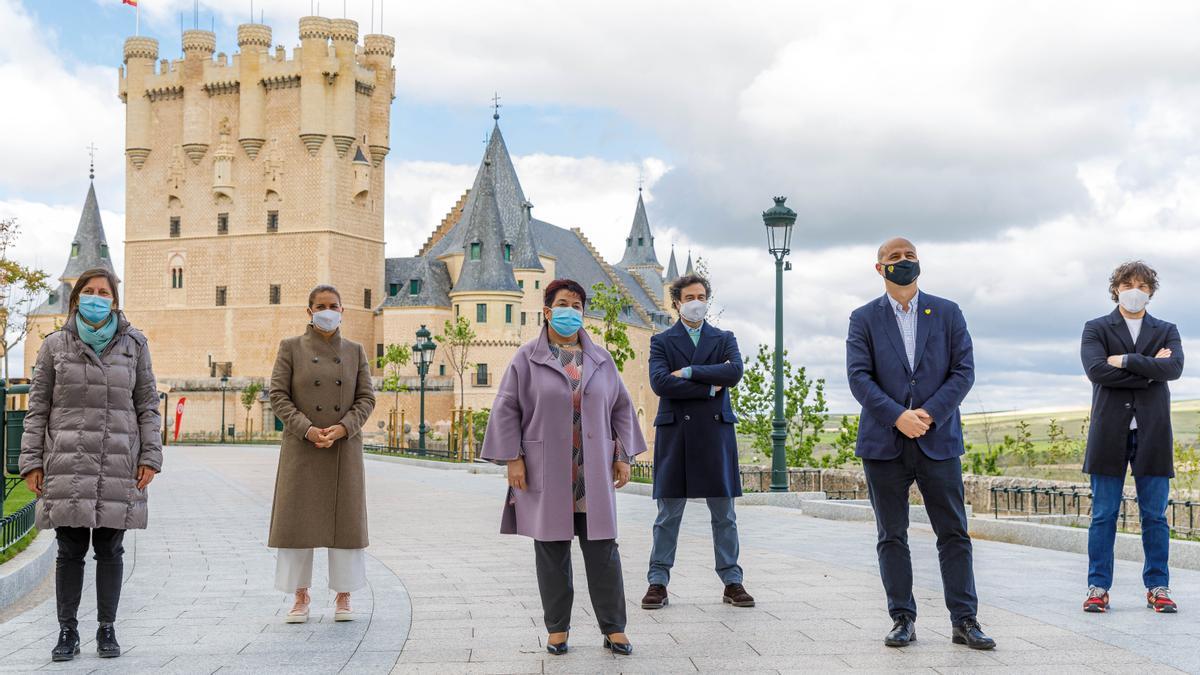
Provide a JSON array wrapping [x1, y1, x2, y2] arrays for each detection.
[[470, 242, 481, 261], [217, 213, 229, 235], [476, 303, 487, 323], [503, 243, 512, 262], [171, 267, 184, 289], [505, 304, 513, 324], [364, 288, 372, 309], [638, 237, 644, 246], [518, 280, 524, 289], [388, 282, 399, 296], [70, 243, 80, 257], [439, 364, 446, 376], [267, 211, 279, 233], [475, 363, 489, 386], [216, 286, 227, 306], [170, 217, 181, 238], [409, 279, 421, 295], [99, 244, 109, 258], [269, 284, 281, 305]]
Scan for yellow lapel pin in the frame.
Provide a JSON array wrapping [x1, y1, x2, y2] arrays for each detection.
[[924, 309, 932, 315]]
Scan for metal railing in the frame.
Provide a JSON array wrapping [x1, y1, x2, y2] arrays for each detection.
[[990, 485, 1199, 540], [0, 499, 37, 554], [363, 442, 463, 462]]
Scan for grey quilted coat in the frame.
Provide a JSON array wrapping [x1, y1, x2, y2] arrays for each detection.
[[20, 312, 164, 530]]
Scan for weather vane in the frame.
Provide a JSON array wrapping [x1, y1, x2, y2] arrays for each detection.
[[492, 92, 502, 121], [87, 142, 97, 180]]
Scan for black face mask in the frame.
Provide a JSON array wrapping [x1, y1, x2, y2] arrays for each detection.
[[882, 259, 920, 286]]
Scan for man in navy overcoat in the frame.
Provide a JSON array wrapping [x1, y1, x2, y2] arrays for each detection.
[[640, 274, 755, 610], [845, 238, 995, 650]]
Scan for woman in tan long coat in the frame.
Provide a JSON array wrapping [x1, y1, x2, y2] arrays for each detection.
[[268, 284, 375, 623]]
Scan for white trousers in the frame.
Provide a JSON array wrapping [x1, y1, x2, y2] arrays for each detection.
[[274, 548, 367, 593]]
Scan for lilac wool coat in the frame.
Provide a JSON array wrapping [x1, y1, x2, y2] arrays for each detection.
[[482, 327, 648, 542]]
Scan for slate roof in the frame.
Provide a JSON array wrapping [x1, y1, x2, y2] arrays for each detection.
[[616, 190, 659, 268], [685, 251, 695, 276], [381, 257, 452, 308], [665, 247, 679, 280], [428, 122, 542, 271], [33, 181, 117, 316], [452, 160, 521, 294]]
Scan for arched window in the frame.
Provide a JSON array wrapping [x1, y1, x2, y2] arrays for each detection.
[[169, 254, 185, 290]]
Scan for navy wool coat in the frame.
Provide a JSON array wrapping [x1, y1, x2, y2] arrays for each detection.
[[846, 292, 975, 461], [649, 321, 743, 499], [1081, 309, 1184, 478]]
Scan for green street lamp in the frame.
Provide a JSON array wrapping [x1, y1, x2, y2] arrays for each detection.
[[414, 324, 436, 455], [219, 374, 230, 444], [763, 196, 797, 492]]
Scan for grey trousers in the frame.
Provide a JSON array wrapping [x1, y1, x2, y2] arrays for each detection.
[[533, 513, 627, 634]]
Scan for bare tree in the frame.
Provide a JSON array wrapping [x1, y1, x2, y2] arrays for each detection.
[[0, 218, 51, 380], [435, 315, 476, 413]]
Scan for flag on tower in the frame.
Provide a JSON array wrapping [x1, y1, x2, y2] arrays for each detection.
[[122, 0, 137, 6]]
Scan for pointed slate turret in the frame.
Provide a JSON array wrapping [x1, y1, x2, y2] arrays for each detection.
[[62, 182, 115, 282], [617, 189, 659, 269], [431, 118, 542, 271], [684, 250, 695, 276], [452, 160, 521, 294], [665, 247, 679, 281]]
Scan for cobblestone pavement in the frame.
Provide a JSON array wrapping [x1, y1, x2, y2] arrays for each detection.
[[1, 444, 1196, 674]]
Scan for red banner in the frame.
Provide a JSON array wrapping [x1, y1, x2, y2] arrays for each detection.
[[173, 397, 186, 441]]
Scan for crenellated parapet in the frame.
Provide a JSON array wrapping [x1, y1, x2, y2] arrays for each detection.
[[181, 29, 216, 56]]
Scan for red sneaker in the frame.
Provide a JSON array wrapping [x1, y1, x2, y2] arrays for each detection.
[[1083, 586, 1109, 613], [1147, 587, 1177, 613]]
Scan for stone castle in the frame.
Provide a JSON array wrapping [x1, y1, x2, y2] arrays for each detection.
[[28, 16, 689, 443]]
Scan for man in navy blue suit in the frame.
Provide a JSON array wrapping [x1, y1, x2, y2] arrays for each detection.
[[845, 238, 995, 650], [640, 274, 754, 611]]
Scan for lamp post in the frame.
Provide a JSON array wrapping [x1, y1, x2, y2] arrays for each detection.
[[414, 324, 436, 455], [219, 374, 229, 444], [763, 196, 797, 492]]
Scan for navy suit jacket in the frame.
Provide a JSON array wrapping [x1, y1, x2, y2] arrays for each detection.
[[846, 292, 975, 460], [649, 320, 743, 499]]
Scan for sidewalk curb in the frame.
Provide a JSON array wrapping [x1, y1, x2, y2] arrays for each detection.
[[0, 530, 56, 614]]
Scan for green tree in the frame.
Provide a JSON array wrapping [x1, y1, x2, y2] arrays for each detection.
[[1000, 419, 1037, 469], [239, 381, 263, 439], [0, 218, 51, 380], [823, 414, 861, 468], [730, 344, 829, 467], [435, 316, 476, 413], [376, 342, 412, 414], [587, 282, 635, 371]]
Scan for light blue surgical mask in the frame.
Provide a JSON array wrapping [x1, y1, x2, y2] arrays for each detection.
[[77, 294, 113, 324], [548, 307, 583, 338]]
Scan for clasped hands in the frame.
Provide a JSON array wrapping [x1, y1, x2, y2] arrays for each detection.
[[506, 456, 631, 491], [895, 408, 934, 439], [305, 424, 348, 448], [1107, 348, 1172, 369]]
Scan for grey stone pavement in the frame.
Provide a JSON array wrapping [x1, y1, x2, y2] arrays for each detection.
[[0, 444, 1197, 674]]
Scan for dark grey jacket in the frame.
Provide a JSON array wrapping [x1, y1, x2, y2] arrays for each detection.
[[20, 312, 164, 530]]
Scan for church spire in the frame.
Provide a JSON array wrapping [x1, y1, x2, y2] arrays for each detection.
[[452, 159, 520, 294], [665, 246, 679, 281], [61, 181, 115, 284], [684, 250, 695, 276], [616, 189, 660, 269]]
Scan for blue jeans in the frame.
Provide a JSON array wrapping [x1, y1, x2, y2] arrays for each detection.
[[647, 498, 743, 586], [1087, 430, 1171, 590]]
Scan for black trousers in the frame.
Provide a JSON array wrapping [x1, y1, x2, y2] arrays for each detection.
[[533, 513, 627, 634], [55, 527, 126, 630], [862, 437, 978, 624]]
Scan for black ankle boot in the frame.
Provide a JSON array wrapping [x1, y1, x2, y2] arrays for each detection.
[[51, 626, 80, 662], [96, 622, 122, 658]]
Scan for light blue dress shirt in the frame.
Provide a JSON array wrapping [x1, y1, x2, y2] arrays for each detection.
[[887, 291, 920, 372]]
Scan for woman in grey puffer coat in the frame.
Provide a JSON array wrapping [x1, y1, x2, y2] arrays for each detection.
[[20, 268, 163, 663]]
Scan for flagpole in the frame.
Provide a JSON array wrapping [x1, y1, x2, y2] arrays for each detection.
[[136, 1, 140, 36]]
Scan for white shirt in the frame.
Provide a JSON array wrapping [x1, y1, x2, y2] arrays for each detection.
[[1125, 317, 1143, 430]]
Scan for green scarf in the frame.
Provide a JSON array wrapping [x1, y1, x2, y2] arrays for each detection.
[[76, 312, 118, 354]]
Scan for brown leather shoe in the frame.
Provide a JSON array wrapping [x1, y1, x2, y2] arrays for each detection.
[[641, 584, 668, 609], [723, 583, 755, 607]]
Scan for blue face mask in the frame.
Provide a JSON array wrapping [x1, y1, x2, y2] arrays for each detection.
[[548, 307, 583, 338], [77, 294, 113, 324]]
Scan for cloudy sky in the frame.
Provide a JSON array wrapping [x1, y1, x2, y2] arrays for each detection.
[[4, 0, 1200, 413]]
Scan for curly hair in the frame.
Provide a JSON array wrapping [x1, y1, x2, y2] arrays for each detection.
[[1108, 261, 1159, 302], [669, 274, 711, 306]]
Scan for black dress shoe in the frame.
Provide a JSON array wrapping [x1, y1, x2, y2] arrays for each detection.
[[884, 614, 916, 647], [96, 622, 122, 658], [951, 618, 996, 650], [546, 632, 569, 655], [604, 635, 634, 656], [51, 626, 80, 662]]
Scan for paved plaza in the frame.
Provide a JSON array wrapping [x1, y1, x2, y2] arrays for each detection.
[[0, 444, 1197, 674]]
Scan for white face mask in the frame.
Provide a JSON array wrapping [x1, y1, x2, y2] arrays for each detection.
[[1118, 288, 1150, 313], [312, 309, 342, 332], [679, 299, 708, 323]]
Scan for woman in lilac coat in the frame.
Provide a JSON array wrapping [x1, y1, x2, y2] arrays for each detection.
[[482, 278, 647, 657]]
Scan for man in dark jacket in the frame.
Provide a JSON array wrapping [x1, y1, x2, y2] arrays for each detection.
[[640, 274, 754, 611], [845, 238, 994, 650], [1080, 261, 1184, 614]]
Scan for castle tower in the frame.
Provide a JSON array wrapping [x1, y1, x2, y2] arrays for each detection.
[[119, 16, 394, 379], [615, 188, 664, 304], [26, 177, 119, 376]]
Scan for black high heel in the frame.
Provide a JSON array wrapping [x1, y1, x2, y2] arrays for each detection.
[[604, 635, 633, 656], [546, 633, 569, 655]]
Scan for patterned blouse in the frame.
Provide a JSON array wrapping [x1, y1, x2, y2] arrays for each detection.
[[548, 341, 634, 513]]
